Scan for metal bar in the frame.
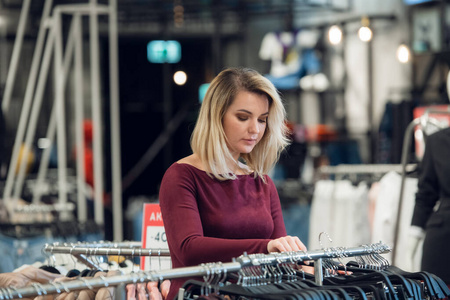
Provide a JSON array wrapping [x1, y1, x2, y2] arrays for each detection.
[[318, 164, 417, 175], [14, 203, 75, 213], [6, 262, 242, 299], [32, 14, 79, 205], [74, 254, 102, 270], [108, 0, 124, 241], [54, 8, 69, 216], [314, 258, 323, 286], [57, 4, 110, 14], [13, 12, 77, 202], [32, 89, 57, 204], [9, 0, 54, 201], [43, 246, 171, 256], [90, 0, 105, 226], [73, 13, 88, 222], [14, 243, 390, 299], [2, 0, 48, 204], [1, 0, 32, 113], [65, 241, 142, 248]]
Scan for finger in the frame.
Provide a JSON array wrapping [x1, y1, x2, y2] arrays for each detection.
[[285, 236, 300, 252], [337, 270, 353, 275], [160, 280, 171, 300], [299, 265, 315, 275], [275, 239, 288, 252], [291, 236, 309, 264], [294, 237, 307, 252]]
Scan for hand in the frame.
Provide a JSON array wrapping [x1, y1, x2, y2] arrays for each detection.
[[267, 235, 307, 253]]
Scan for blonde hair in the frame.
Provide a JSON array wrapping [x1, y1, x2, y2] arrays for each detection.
[[191, 67, 290, 181]]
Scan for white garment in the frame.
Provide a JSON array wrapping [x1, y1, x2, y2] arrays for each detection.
[[370, 171, 420, 271], [309, 180, 335, 250], [309, 180, 370, 251]]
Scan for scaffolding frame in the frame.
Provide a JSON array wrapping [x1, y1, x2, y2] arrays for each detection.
[[1, 0, 123, 241]]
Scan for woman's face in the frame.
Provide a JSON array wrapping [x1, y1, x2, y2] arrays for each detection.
[[222, 90, 269, 160]]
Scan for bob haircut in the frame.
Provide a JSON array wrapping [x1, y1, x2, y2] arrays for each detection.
[[190, 67, 290, 181]]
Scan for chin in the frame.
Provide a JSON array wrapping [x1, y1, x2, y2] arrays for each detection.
[[239, 147, 255, 154]]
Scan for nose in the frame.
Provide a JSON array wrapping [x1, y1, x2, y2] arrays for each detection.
[[248, 118, 260, 134]]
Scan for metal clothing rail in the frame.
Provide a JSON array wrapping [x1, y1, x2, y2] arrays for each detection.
[[43, 244, 171, 257], [13, 203, 76, 213], [1, 242, 390, 299], [65, 241, 143, 248], [318, 164, 417, 175]]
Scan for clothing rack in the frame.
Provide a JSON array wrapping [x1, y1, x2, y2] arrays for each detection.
[[318, 164, 417, 175], [1, 242, 390, 299], [13, 203, 76, 213], [42, 242, 170, 270], [42, 244, 171, 257]]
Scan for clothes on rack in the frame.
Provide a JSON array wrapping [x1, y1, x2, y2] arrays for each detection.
[[5, 242, 450, 300], [311, 166, 421, 272], [0, 243, 392, 300], [0, 220, 103, 273], [308, 179, 371, 250], [0, 265, 62, 288], [181, 262, 450, 300], [0, 241, 174, 300], [371, 171, 419, 271]]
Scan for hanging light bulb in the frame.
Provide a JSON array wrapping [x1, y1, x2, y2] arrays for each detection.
[[358, 16, 372, 42], [328, 25, 343, 45], [396, 44, 411, 63], [173, 71, 187, 85]]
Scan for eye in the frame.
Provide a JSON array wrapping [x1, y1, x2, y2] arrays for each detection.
[[237, 116, 248, 121], [258, 118, 267, 124]]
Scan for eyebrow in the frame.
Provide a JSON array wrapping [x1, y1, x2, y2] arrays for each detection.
[[237, 109, 269, 116]]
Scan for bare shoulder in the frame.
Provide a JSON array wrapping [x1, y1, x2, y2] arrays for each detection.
[[177, 154, 205, 171]]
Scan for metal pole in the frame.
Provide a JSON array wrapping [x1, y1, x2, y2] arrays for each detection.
[[53, 8, 69, 213], [74, 13, 88, 222], [32, 21, 81, 204], [90, 0, 105, 226], [14, 13, 78, 201], [108, 0, 123, 241], [2, 0, 51, 203], [368, 37, 375, 163], [1, 0, 32, 113]]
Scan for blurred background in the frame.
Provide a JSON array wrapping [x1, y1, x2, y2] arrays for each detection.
[[0, 0, 448, 272]]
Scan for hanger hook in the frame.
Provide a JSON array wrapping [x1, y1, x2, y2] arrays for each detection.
[[8, 286, 21, 299], [70, 245, 77, 270], [318, 232, 333, 249], [158, 249, 162, 270], [138, 248, 143, 271]]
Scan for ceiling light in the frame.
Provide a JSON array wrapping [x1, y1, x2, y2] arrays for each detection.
[[328, 25, 342, 45]]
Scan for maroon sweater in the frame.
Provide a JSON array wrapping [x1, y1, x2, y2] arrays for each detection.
[[159, 163, 287, 299]]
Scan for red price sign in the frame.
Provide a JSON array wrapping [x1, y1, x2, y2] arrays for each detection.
[[140, 203, 171, 270]]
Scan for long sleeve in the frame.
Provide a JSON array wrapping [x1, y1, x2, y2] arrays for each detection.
[[159, 163, 287, 268]]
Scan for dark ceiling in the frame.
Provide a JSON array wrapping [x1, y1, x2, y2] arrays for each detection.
[[0, 0, 352, 26]]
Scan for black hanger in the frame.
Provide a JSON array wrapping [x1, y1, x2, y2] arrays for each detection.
[[39, 265, 61, 274]]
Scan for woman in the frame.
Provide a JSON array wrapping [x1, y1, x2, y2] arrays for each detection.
[[408, 126, 450, 285], [159, 67, 307, 299]]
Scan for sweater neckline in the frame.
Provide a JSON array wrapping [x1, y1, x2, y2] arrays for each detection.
[[175, 162, 255, 177]]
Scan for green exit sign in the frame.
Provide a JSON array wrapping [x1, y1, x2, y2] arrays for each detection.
[[147, 40, 181, 63]]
